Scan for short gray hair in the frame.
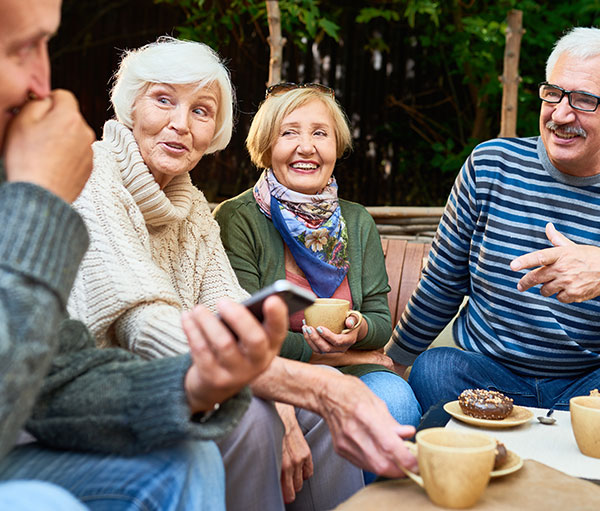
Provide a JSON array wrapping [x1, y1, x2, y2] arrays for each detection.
[[546, 27, 600, 80], [110, 36, 234, 153]]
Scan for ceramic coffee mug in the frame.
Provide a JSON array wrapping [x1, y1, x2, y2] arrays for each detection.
[[303, 298, 362, 334], [570, 395, 600, 458], [403, 428, 496, 509]]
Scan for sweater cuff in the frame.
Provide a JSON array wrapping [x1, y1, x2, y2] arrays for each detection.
[[384, 337, 420, 366], [128, 354, 252, 446], [0, 183, 89, 306]]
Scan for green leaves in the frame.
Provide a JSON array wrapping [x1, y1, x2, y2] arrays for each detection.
[[356, 7, 401, 24], [404, 0, 440, 27]]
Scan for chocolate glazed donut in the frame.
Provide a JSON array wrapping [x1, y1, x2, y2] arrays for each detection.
[[458, 389, 514, 420]]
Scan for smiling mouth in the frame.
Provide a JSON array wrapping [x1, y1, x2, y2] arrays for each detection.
[[546, 121, 587, 139], [290, 162, 318, 170]]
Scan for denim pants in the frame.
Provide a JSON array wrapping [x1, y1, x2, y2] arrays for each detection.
[[360, 370, 422, 427], [408, 347, 600, 414], [0, 480, 87, 510], [359, 371, 422, 485], [0, 440, 224, 510]]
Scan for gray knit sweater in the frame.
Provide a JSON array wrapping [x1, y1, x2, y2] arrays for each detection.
[[0, 162, 250, 461]]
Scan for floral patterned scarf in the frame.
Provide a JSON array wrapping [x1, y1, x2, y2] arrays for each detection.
[[253, 169, 350, 298]]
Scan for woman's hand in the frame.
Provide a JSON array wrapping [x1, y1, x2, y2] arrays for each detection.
[[302, 310, 366, 354], [275, 402, 314, 504], [310, 348, 395, 369]]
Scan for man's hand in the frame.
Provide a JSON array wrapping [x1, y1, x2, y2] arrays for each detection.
[[182, 296, 287, 414], [4, 90, 94, 203], [510, 222, 600, 303], [275, 402, 314, 504]]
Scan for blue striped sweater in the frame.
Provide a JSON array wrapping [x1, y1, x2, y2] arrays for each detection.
[[386, 136, 600, 377]]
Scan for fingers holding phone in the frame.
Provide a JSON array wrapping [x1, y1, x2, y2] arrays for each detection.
[[217, 295, 288, 362], [182, 296, 288, 414]]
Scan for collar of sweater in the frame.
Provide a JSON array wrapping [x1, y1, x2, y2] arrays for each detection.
[[101, 119, 194, 226]]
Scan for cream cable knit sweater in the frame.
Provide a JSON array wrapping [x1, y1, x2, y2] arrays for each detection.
[[68, 120, 249, 359]]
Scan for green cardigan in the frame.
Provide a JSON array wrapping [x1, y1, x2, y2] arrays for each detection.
[[214, 188, 392, 377]]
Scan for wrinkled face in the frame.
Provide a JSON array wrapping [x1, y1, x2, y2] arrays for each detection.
[[270, 99, 337, 195], [539, 53, 600, 177], [132, 82, 219, 188], [0, 0, 60, 150]]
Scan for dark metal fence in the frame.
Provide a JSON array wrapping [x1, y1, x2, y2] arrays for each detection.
[[51, 0, 458, 206]]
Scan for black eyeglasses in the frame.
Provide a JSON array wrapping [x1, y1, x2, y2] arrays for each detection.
[[538, 82, 600, 112], [265, 82, 335, 99]]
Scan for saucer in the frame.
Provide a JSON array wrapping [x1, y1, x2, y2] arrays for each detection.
[[403, 441, 523, 478], [444, 401, 534, 428]]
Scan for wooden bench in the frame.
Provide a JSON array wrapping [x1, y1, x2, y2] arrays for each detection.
[[381, 238, 431, 326], [382, 238, 459, 351]]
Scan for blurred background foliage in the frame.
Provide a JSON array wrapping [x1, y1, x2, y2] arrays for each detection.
[[51, 0, 600, 205]]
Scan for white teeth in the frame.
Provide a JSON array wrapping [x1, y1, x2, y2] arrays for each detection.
[[166, 143, 184, 149], [291, 162, 318, 170]]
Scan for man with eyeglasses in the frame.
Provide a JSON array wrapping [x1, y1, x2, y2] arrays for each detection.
[[386, 27, 600, 416]]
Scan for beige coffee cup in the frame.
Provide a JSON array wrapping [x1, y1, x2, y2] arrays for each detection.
[[303, 298, 362, 334], [403, 428, 496, 509], [570, 395, 600, 458]]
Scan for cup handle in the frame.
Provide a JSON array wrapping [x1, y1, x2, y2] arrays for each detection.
[[399, 441, 424, 488], [341, 310, 363, 334]]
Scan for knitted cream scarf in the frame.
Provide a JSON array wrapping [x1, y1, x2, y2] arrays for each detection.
[[101, 120, 193, 227]]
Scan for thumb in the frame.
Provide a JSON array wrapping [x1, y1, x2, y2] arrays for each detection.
[[546, 222, 574, 247], [395, 424, 417, 439]]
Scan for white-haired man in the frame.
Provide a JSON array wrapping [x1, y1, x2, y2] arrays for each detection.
[[386, 27, 600, 414]]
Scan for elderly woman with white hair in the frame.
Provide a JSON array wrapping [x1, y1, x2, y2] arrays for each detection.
[[68, 38, 381, 511], [67, 37, 249, 356]]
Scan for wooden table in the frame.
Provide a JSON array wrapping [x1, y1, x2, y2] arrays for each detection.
[[335, 401, 600, 510], [334, 460, 600, 510]]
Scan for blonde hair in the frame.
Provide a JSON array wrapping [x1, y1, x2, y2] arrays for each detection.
[[110, 36, 234, 153], [246, 88, 352, 169]]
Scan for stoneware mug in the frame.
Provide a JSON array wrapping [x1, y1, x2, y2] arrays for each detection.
[[303, 298, 362, 334], [403, 428, 496, 509], [570, 395, 600, 458]]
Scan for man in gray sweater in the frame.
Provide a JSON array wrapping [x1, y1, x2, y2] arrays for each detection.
[[0, 0, 288, 509]]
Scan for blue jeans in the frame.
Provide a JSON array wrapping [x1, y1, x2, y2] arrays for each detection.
[[360, 370, 422, 427], [0, 480, 87, 510], [408, 347, 600, 414], [0, 440, 224, 510], [359, 371, 422, 485]]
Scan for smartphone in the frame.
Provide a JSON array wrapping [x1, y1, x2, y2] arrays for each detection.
[[241, 280, 316, 322]]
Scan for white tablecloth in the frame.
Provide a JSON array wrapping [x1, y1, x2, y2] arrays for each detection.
[[445, 407, 600, 480]]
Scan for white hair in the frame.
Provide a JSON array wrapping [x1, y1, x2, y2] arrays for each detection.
[[546, 27, 600, 80], [110, 36, 234, 153]]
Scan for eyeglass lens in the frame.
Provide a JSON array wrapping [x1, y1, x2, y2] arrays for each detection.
[[539, 83, 600, 112]]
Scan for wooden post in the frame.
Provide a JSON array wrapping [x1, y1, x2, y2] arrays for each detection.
[[499, 10, 524, 137], [266, 0, 286, 86]]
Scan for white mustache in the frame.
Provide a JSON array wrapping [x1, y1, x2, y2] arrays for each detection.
[[546, 121, 587, 138]]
